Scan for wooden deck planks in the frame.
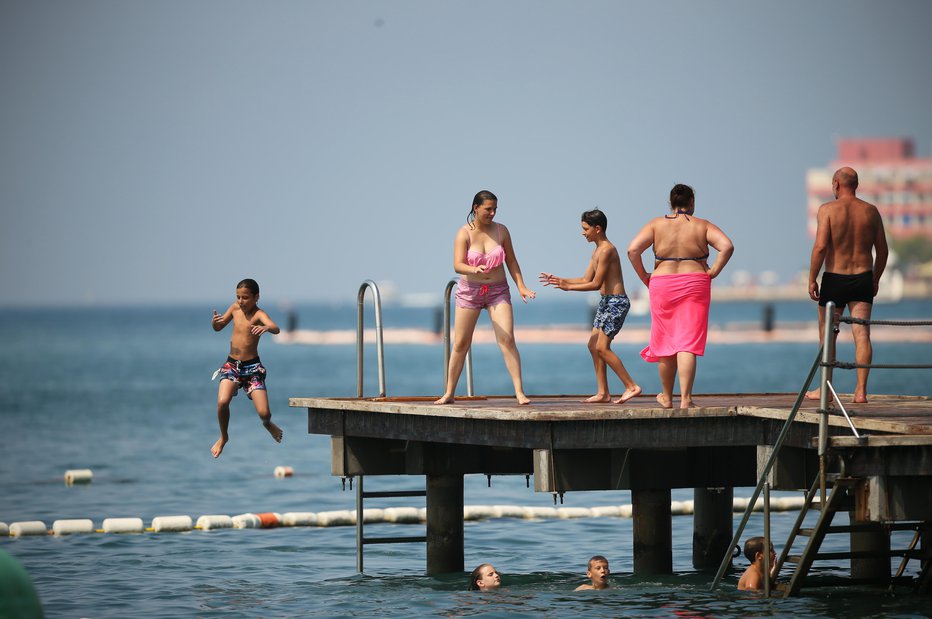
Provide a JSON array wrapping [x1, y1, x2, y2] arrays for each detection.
[[290, 392, 932, 440]]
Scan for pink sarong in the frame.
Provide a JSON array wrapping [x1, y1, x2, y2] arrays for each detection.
[[640, 272, 711, 363]]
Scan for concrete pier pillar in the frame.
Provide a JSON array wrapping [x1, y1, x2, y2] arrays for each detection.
[[632, 488, 672, 575], [849, 520, 890, 581], [426, 474, 464, 575], [692, 487, 734, 570]]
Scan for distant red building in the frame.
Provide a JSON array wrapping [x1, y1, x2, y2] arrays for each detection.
[[806, 138, 932, 239]]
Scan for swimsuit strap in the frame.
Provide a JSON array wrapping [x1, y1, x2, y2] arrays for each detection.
[[653, 252, 710, 262], [664, 210, 692, 221]]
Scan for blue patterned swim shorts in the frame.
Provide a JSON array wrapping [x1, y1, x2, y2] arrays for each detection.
[[593, 294, 631, 339], [212, 356, 267, 399]]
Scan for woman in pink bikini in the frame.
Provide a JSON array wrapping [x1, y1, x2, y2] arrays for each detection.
[[435, 190, 536, 405]]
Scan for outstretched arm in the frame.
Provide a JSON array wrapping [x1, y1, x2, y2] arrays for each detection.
[[706, 223, 734, 280], [212, 303, 235, 331], [502, 225, 535, 302], [626, 222, 654, 287], [540, 255, 597, 290]]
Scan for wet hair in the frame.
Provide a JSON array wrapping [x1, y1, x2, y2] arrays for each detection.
[[236, 279, 260, 295], [743, 536, 768, 562], [467, 190, 498, 225], [588, 555, 609, 569], [669, 183, 695, 210], [581, 209, 607, 230], [468, 563, 492, 591]]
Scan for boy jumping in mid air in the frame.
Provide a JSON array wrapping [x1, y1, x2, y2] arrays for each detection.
[[540, 209, 641, 404], [210, 278, 283, 458], [737, 536, 777, 591], [574, 555, 611, 590]]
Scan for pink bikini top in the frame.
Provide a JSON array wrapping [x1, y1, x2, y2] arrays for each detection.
[[465, 224, 506, 271]]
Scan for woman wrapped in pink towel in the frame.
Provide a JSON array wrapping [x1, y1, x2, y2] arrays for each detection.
[[627, 184, 734, 409]]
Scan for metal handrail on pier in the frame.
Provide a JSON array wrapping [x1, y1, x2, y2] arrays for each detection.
[[356, 280, 386, 398], [442, 278, 474, 396]]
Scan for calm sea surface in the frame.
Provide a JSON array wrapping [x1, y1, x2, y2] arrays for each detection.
[[1, 298, 930, 617]]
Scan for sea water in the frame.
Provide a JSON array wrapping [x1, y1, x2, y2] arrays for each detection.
[[1, 298, 930, 618]]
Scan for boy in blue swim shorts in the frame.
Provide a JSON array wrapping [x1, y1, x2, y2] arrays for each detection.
[[210, 278, 283, 458], [540, 209, 642, 404]]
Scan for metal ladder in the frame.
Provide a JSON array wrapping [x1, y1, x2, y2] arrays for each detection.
[[352, 280, 426, 572], [775, 475, 927, 596]]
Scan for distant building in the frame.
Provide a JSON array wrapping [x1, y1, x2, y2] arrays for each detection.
[[806, 138, 932, 239]]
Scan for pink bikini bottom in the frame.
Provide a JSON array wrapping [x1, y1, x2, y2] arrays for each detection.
[[455, 278, 512, 310]]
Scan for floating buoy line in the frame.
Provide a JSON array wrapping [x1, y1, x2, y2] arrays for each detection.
[[1, 497, 806, 538]]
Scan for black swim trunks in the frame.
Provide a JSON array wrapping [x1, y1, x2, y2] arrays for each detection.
[[818, 271, 874, 307]]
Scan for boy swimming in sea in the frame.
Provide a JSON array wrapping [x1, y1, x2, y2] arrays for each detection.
[[575, 555, 611, 590], [540, 209, 641, 404], [210, 278, 283, 457], [737, 536, 777, 591]]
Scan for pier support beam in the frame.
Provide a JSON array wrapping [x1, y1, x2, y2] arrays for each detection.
[[426, 474, 464, 575], [692, 487, 734, 570], [633, 488, 672, 575], [849, 520, 890, 581]]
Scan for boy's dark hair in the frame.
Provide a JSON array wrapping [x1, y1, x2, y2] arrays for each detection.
[[581, 209, 607, 230], [743, 536, 766, 562], [588, 555, 609, 569], [237, 279, 260, 295]]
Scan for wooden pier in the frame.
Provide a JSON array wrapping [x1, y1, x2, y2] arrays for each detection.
[[290, 392, 932, 588]]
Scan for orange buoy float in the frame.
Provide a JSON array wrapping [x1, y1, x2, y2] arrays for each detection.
[[256, 512, 281, 528]]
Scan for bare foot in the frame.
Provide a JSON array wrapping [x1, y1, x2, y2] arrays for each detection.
[[680, 399, 698, 409], [805, 389, 820, 401], [211, 436, 227, 458], [613, 385, 642, 404], [263, 420, 284, 443], [852, 392, 868, 404], [583, 394, 611, 403], [655, 393, 673, 409], [434, 394, 455, 405], [516, 393, 531, 405]]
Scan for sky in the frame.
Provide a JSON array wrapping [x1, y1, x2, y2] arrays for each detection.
[[2, 0, 931, 308]]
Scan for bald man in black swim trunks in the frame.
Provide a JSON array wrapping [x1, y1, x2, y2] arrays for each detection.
[[807, 167, 888, 403]]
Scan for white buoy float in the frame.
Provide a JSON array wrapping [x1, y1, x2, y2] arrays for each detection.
[[232, 513, 261, 529], [102, 518, 144, 534], [52, 519, 94, 536], [315, 510, 354, 527], [273, 466, 294, 478], [151, 516, 193, 533], [383, 507, 421, 524], [10, 522, 48, 537], [64, 469, 93, 485], [591, 505, 623, 518], [282, 512, 318, 527], [526, 506, 560, 519], [196, 515, 233, 530]]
